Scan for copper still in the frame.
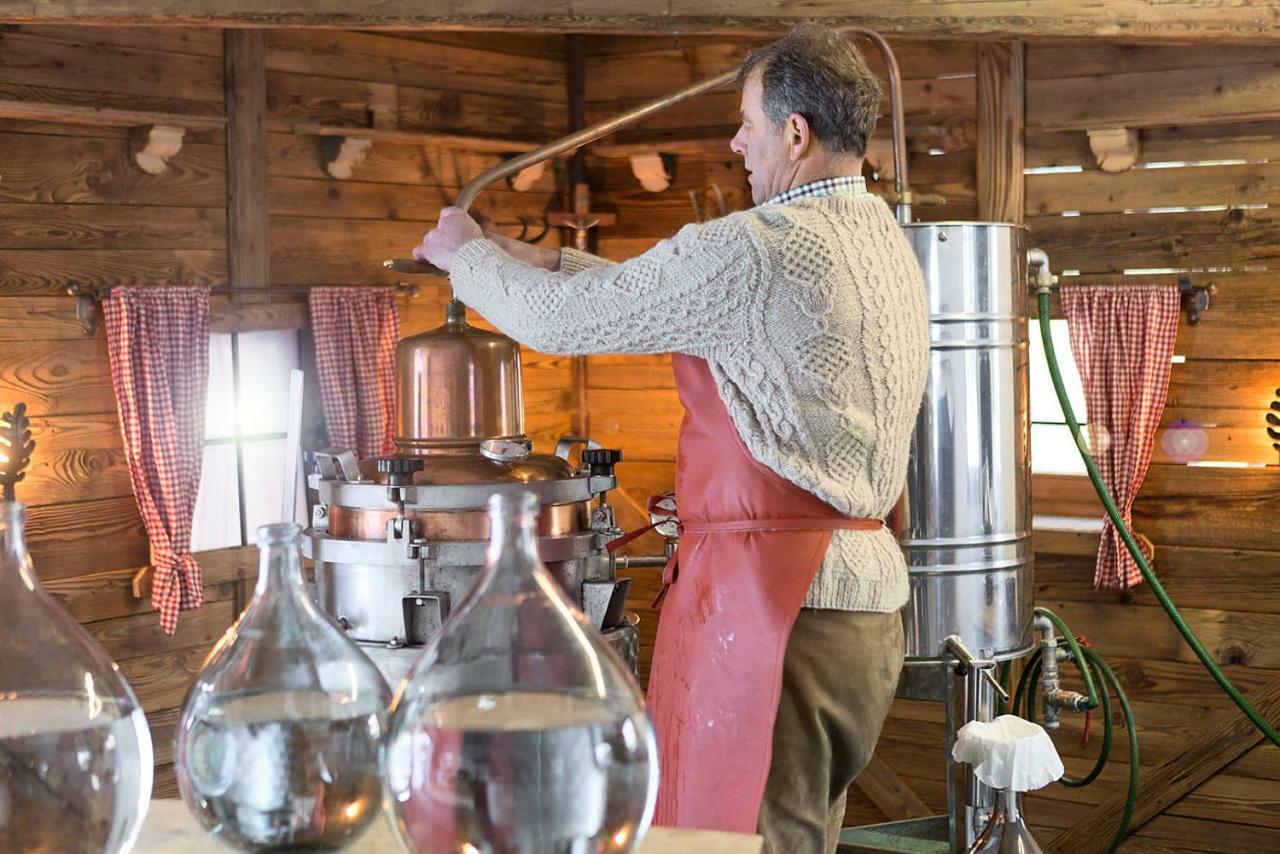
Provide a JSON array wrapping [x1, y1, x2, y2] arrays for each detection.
[[302, 300, 638, 684]]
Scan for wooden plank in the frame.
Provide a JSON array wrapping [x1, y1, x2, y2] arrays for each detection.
[[0, 338, 113, 415], [86, 598, 237, 662], [1028, 595, 1280, 670], [42, 545, 255, 624], [0, 98, 225, 131], [0, 132, 224, 208], [587, 354, 676, 390], [0, 30, 225, 104], [1029, 63, 1280, 132], [290, 122, 545, 155], [1029, 121, 1280, 169], [265, 29, 564, 102], [8, 24, 223, 57], [1027, 207, 1280, 274], [852, 754, 934, 821], [267, 70, 566, 140], [0, 249, 227, 296], [268, 131, 513, 187], [0, 202, 225, 249], [209, 299, 308, 333], [1027, 162, 1280, 216], [269, 216, 429, 286], [588, 388, 682, 462], [1167, 359, 1280, 410], [266, 175, 553, 223], [0, 296, 96, 341], [147, 706, 182, 767], [14, 413, 131, 507], [1052, 678, 1280, 849], [1027, 41, 1280, 81], [903, 149, 977, 216], [1134, 464, 1280, 552], [976, 42, 1024, 224], [5, 1, 1280, 41], [226, 30, 269, 297], [26, 495, 149, 580], [118, 645, 214, 712]]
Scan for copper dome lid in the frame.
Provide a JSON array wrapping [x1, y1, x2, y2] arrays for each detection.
[[395, 301, 525, 453]]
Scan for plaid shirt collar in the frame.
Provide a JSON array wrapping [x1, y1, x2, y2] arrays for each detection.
[[761, 175, 867, 207]]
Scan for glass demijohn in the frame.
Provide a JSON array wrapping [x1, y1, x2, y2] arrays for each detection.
[[0, 502, 154, 853], [387, 491, 659, 853], [175, 523, 390, 850]]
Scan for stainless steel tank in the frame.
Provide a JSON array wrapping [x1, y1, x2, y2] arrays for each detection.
[[898, 223, 1033, 662]]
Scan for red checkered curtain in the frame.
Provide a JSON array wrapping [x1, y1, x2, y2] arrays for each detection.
[[103, 287, 209, 635], [308, 288, 399, 459], [1062, 284, 1180, 591]]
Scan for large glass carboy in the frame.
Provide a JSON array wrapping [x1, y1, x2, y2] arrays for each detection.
[[387, 491, 659, 854], [175, 522, 390, 850], [0, 501, 153, 853]]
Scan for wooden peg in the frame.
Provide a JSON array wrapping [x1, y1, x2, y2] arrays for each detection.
[[129, 124, 186, 174], [509, 160, 546, 192], [629, 151, 674, 192], [322, 136, 373, 180], [1087, 127, 1140, 173]]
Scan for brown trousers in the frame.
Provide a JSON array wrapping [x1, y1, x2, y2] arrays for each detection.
[[757, 609, 905, 854]]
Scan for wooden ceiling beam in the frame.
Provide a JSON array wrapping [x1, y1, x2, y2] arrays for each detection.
[[2, 1, 1280, 42]]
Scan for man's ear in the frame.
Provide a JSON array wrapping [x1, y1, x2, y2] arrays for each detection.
[[785, 112, 812, 161]]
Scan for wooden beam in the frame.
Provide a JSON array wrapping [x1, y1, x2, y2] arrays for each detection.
[[1, 2, 1280, 41], [225, 30, 269, 300], [0, 99, 225, 131], [852, 754, 934, 822], [1051, 677, 1280, 852], [291, 122, 544, 155], [975, 42, 1024, 224]]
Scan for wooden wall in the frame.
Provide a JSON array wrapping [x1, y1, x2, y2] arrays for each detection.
[[0, 24, 570, 795]]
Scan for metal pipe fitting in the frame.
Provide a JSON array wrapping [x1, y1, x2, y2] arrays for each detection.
[[1027, 247, 1057, 294]]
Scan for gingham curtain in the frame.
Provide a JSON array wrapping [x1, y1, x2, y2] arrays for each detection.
[[308, 288, 399, 459], [103, 287, 209, 635], [1062, 284, 1180, 591]]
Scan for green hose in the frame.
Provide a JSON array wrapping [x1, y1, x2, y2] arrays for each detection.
[[1081, 645, 1139, 854], [1037, 291, 1280, 747], [1033, 606, 1100, 708]]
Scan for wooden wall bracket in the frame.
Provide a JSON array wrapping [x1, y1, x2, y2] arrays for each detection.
[[128, 124, 186, 175], [1087, 127, 1140, 173], [628, 151, 676, 192], [321, 135, 373, 180]]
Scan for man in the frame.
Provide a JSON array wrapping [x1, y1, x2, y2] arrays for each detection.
[[415, 24, 928, 854]]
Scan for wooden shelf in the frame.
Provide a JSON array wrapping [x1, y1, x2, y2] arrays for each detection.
[[290, 122, 543, 155], [0, 99, 226, 130]]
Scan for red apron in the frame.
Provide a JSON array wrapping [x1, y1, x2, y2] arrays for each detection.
[[647, 354, 882, 833]]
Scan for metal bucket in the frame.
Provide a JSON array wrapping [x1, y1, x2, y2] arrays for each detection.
[[898, 223, 1032, 662]]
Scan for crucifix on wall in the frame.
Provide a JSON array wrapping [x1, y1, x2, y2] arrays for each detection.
[[548, 181, 617, 252]]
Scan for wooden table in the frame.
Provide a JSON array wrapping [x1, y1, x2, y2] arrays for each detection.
[[136, 799, 763, 853]]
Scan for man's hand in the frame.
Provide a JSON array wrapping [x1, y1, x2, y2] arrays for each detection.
[[414, 207, 483, 272]]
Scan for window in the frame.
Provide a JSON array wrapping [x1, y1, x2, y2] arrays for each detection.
[[191, 331, 309, 551], [1028, 318, 1088, 477]]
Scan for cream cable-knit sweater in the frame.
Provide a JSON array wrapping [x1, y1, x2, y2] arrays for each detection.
[[451, 193, 929, 613]]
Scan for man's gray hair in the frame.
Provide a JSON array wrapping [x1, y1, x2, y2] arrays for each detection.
[[737, 24, 883, 156]]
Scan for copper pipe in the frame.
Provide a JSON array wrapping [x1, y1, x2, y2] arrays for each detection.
[[386, 25, 911, 275]]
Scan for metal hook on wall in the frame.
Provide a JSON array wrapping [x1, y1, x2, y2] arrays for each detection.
[[1178, 276, 1217, 326]]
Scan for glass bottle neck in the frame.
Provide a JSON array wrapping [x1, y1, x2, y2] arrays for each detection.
[[0, 502, 33, 588], [486, 499, 541, 569], [255, 525, 307, 597]]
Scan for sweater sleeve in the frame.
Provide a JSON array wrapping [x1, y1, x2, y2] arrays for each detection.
[[449, 215, 763, 357], [558, 247, 615, 273]]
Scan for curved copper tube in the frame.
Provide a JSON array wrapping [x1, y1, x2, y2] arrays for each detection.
[[387, 25, 910, 276]]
